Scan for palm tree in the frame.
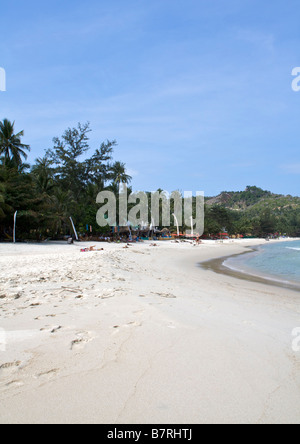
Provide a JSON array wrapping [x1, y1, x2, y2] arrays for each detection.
[[47, 189, 76, 236], [31, 156, 55, 195], [111, 161, 132, 186], [0, 182, 7, 220], [0, 119, 30, 165]]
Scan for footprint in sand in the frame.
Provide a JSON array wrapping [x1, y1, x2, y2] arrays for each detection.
[[35, 314, 57, 321], [50, 326, 63, 334], [40, 325, 63, 334], [133, 309, 144, 315], [5, 380, 24, 388], [100, 288, 120, 299], [36, 369, 59, 380], [151, 292, 177, 299], [126, 321, 142, 328], [111, 321, 142, 335], [0, 361, 21, 376], [70, 331, 93, 351]]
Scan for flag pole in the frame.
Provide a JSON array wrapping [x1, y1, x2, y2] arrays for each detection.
[[69, 217, 79, 241], [172, 213, 180, 236], [13, 211, 18, 243]]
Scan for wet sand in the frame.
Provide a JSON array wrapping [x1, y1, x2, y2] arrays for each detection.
[[200, 247, 300, 292]]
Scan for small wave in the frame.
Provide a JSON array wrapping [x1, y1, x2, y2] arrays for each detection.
[[223, 258, 300, 289], [286, 247, 300, 251]]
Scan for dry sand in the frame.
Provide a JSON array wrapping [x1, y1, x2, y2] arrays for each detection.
[[0, 239, 299, 424]]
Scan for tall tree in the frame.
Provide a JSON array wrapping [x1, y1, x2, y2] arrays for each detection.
[[85, 140, 118, 188], [111, 161, 132, 186], [0, 119, 30, 166], [31, 156, 55, 195], [47, 123, 118, 199], [47, 122, 91, 200]]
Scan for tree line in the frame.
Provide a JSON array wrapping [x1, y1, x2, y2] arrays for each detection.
[[0, 119, 132, 241], [0, 119, 299, 241]]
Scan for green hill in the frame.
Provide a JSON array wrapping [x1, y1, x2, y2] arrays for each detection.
[[206, 186, 300, 212], [204, 186, 300, 237]]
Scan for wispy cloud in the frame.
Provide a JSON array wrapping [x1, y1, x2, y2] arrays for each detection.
[[236, 28, 275, 53], [281, 164, 300, 175], [126, 168, 139, 178]]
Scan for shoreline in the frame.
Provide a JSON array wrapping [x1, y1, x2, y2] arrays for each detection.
[[200, 246, 300, 292]]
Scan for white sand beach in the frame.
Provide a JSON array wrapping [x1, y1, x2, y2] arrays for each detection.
[[0, 239, 299, 424]]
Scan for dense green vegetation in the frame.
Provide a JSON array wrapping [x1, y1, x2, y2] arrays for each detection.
[[0, 120, 132, 240], [204, 186, 300, 237], [0, 120, 299, 240]]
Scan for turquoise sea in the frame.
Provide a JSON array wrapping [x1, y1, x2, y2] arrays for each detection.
[[224, 240, 300, 287]]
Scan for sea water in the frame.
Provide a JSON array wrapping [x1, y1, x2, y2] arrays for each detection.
[[224, 240, 300, 286]]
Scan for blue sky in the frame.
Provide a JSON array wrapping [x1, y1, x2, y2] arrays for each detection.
[[0, 0, 300, 196]]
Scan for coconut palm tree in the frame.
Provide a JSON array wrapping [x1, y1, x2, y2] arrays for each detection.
[[31, 156, 55, 195], [111, 161, 132, 186], [0, 119, 30, 165], [0, 182, 7, 220], [47, 189, 76, 236]]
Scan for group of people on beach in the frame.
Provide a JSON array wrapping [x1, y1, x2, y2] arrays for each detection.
[[71, 232, 203, 249], [80, 234, 143, 243]]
